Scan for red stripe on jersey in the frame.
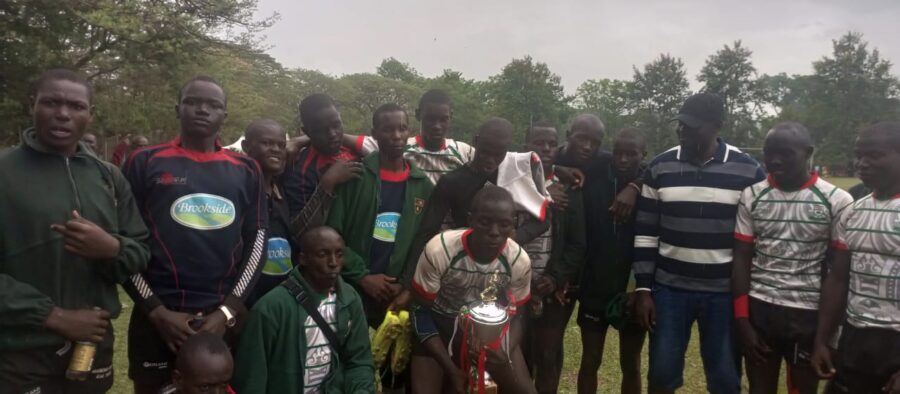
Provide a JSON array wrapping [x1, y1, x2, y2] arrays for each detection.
[[734, 232, 754, 242], [412, 280, 437, 301]]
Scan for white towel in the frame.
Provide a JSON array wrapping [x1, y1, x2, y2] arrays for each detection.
[[495, 152, 550, 221]]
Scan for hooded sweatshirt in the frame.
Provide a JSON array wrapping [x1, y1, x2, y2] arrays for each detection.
[[0, 128, 150, 351]]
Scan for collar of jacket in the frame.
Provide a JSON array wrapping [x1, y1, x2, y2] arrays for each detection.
[[361, 151, 427, 180], [21, 127, 99, 160], [288, 268, 354, 307]]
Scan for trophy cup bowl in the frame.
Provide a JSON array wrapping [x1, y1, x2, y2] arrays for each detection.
[[467, 300, 509, 344]]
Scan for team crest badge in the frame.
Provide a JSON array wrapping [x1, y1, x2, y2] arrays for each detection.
[[415, 198, 425, 214]]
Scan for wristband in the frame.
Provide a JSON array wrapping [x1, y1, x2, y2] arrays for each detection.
[[634, 287, 651, 293], [733, 294, 749, 319]]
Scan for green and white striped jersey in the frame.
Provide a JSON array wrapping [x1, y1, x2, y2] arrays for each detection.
[[357, 135, 475, 185], [735, 174, 853, 310], [833, 193, 900, 331], [303, 293, 337, 393]]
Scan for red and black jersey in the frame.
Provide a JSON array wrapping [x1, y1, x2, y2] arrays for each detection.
[[122, 136, 267, 313]]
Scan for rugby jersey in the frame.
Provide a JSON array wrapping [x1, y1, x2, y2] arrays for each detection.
[[356, 135, 475, 184], [832, 194, 900, 331], [734, 174, 853, 310], [412, 229, 532, 317], [303, 293, 337, 393], [282, 145, 360, 218], [122, 136, 267, 313], [634, 139, 765, 292]]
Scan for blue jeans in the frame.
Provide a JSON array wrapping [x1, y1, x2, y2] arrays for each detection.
[[648, 284, 741, 394]]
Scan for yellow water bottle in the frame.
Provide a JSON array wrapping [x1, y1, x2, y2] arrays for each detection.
[[65, 341, 97, 381]]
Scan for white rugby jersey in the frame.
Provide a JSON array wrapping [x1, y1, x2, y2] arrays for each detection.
[[833, 193, 900, 331], [356, 135, 475, 185], [735, 174, 853, 310], [302, 293, 337, 393]]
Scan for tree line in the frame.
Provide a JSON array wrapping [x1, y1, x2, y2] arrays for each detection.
[[3, 1, 898, 173]]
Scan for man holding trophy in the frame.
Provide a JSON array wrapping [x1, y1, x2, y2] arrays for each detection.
[[411, 186, 535, 394]]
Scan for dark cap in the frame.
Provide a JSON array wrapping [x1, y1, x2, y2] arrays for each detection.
[[673, 93, 725, 128]]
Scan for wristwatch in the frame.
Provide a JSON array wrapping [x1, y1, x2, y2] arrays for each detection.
[[218, 305, 236, 328]]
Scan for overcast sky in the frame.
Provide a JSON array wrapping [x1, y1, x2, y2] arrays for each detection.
[[253, 0, 899, 93]]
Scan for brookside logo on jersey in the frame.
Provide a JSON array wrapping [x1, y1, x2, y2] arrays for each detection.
[[373, 212, 401, 242], [170, 193, 236, 230], [263, 237, 293, 276]]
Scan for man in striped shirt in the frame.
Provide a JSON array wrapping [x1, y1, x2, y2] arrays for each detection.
[[812, 122, 900, 394], [633, 93, 765, 394], [732, 123, 852, 394]]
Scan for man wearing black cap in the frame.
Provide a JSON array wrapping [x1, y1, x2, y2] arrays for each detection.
[[632, 93, 765, 393]]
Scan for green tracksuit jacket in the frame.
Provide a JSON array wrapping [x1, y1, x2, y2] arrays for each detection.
[[326, 153, 434, 284], [0, 128, 150, 351], [233, 269, 375, 393]]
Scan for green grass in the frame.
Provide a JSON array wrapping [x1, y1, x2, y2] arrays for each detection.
[[108, 178, 858, 393]]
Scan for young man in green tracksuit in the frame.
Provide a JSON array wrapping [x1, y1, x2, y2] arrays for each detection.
[[325, 103, 433, 389], [233, 226, 375, 393], [0, 69, 151, 393]]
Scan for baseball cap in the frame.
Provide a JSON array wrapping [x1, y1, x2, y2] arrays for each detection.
[[672, 93, 725, 128]]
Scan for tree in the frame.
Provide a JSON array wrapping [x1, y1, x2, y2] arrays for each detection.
[[486, 56, 573, 141], [630, 54, 691, 154], [422, 69, 489, 143], [575, 78, 632, 142], [337, 73, 423, 133], [377, 57, 423, 85], [698, 41, 766, 148]]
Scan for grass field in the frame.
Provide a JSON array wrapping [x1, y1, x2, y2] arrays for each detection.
[[108, 177, 860, 393]]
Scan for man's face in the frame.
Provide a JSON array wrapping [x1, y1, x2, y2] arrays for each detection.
[[418, 103, 451, 148], [373, 111, 410, 160], [243, 125, 287, 176], [81, 134, 98, 152], [677, 121, 717, 155], [854, 131, 900, 194], [305, 105, 344, 155], [300, 231, 345, 291], [174, 355, 233, 394], [525, 127, 558, 168], [469, 201, 516, 251], [763, 133, 809, 185], [613, 137, 645, 177], [567, 128, 602, 166], [32, 79, 93, 155], [134, 136, 150, 148], [471, 134, 510, 175], [176, 81, 227, 140]]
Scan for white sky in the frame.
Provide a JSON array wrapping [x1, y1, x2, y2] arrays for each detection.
[[253, 0, 900, 93]]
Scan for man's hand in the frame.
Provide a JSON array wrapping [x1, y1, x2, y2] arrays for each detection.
[[811, 342, 836, 379], [43, 307, 110, 343], [547, 183, 569, 210], [449, 367, 468, 394], [533, 275, 556, 298], [884, 370, 900, 394], [387, 289, 412, 312], [320, 160, 363, 194], [147, 306, 197, 352], [359, 274, 398, 304], [737, 318, 770, 365], [197, 309, 228, 337], [554, 166, 584, 189], [286, 136, 311, 161], [609, 185, 639, 224], [553, 283, 570, 305], [50, 211, 121, 260], [633, 291, 656, 333]]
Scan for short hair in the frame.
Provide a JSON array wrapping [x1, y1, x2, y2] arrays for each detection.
[[570, 114, 605, 136], [525, 121, 558, 142], [615, 127, 648, 147], [862, 121, 900, 151], [299, 94, 335, 128], [418, 89, 451, 109], [244, 118, 283, 139], [31, 69, 93, 103], [372, 103, 407, 130], [767, 122, 813, 148], [175, 332, 231, 374], [299, 226, 342, 252], [471, 185, 514, 214], [178, 75, 224, 104]]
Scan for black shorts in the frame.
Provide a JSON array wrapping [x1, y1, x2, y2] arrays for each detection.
[[127, 307, 176, 387], [827, 323, 900, 394], [0, 331, 114, 394], [576, 305, 644, 335], [748, 298, 817, 365]]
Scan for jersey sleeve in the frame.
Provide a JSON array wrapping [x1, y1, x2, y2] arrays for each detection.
[[508, 243, 532, 307], [411, 234, 450, 303], [224, 159, 268, 311], [355, 135, 379, 156], [734, 186, 755, 242]]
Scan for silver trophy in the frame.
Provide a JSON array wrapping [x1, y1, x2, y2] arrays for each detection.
[[466, 270, 509, 346]]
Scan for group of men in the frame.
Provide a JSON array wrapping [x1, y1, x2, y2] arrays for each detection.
[[0, 67, 898, 394]]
